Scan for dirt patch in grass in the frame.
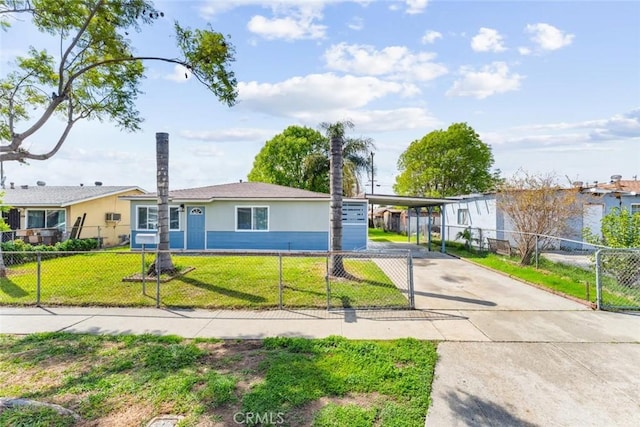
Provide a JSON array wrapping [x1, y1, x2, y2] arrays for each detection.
[[0, 334, 436, 426], [122, 266, 196, 283]]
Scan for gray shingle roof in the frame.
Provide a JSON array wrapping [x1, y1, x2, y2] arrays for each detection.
[[127, 182, 331, 201], [1, 185, 145, 207]]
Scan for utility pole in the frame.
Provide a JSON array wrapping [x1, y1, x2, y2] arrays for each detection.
[[370, 151, 375, 228]]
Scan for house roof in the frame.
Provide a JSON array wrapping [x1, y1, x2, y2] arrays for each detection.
[[1, 185, 145, 207], [122, 182, 353, 202], [365, 193, 452, 208], [594, 180, 640, 194]]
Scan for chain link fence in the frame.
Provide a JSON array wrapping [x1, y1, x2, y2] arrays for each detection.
[[596, 249, 640, 311], [0, 249, 413, 310]]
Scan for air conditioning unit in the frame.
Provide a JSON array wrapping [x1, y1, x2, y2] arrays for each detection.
[[105, 212, 122, 222]]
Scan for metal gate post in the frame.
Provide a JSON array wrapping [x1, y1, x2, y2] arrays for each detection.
[[325, 254, 330, 310], [595, 249, 602, 310], [155, 253, 161, 308], [408, 251, 415, 309], [36, 252, 41, 307], [279, 253, 283, 309]]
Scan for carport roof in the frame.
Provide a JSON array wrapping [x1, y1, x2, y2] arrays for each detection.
[[365, 193, 452, 208]]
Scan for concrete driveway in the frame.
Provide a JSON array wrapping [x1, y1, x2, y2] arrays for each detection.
[[407, 251, 640, 426]]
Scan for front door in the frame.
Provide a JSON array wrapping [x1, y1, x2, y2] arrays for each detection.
[[187, 206, 205, 250]]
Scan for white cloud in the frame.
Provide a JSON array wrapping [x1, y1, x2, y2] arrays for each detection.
[[447, 62, 524, 99], [483, 109, 640, 154], [405, 0, 428, 14], [471, 27, 506, 52], [323, 43, 447, 81], [180, 128, 275, 142], [163, 64, 191, 83], [296, 107, 441, 132], [525, 23, 574, 51], [347, 16, 364, 30], [238, 73, 420, 117], [421, 30, 442, 44], [518, 46, 532, 56], [247, 9, 327, 40]]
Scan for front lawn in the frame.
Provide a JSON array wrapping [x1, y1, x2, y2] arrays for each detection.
[[0, 252, 408, 309], [0, 333, 438, 427]]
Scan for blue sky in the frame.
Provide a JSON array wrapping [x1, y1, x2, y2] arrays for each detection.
[[1, 0, 639, 194]]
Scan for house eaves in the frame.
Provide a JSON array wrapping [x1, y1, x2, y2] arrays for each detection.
[[1, 186, 146, 208]]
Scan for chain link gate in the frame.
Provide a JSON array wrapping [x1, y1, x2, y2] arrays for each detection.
[[596, 249, 640, 310]]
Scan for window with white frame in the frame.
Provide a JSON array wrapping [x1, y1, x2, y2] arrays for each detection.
[[631, 204, 640, 215], [137, 206, 180, 230], [457, 208, 470, 225], [236, 206, 268, 231], [26, 209, 66, 230]]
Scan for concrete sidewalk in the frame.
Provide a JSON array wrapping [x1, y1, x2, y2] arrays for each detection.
[[2, 306, 640, 343]]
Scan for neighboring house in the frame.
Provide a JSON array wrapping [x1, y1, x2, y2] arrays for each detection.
[[373, 206, 441, 235], [445, 177, 640, 249], [1, 182, 146, 246], [123, 182, 368, 251]]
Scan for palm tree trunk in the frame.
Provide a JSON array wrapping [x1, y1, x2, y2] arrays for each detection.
[[148, 132, 175, 275], [329, 133, 345, 276]]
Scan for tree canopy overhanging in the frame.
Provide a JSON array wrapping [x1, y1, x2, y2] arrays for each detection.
[[0, 0, 237, 163]]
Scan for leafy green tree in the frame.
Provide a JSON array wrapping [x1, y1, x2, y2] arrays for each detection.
[[394, 123, 497, 197], [0, 0, 237, 163], [248, 126, 325, 190], [248, 124, 373, 197]]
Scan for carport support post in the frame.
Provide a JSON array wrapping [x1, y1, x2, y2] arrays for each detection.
[[415, 207, 420, 246], [441, 206, 446, 253], [406, 208, 410, 242], [427, 207, 433, 251]]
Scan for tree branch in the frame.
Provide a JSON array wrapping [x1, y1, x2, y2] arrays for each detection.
[[58, 0, 105, 95]]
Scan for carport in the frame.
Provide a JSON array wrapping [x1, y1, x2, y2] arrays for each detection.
[[365, 194, 453, 253]]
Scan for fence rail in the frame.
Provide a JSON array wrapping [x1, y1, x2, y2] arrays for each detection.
[[596, 249, 640, 311], [0, 249, 413, 310]]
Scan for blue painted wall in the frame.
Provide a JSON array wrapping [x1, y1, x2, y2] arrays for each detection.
[[130, 230, 184, 250], [206, 231, 328, 251]]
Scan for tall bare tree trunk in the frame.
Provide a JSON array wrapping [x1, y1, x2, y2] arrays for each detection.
[[329, 133, 345, 276], [148, 132, 176, 275]]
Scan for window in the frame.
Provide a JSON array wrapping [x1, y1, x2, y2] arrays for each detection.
[[137, 206, 180, 230], [236, 206, 268, 231], [632, 204, 640, 215], [457, 208, 469, 225], [26, 209, 66, 230]]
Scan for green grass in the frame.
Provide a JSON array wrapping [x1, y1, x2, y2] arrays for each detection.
[[368, 228, 418, 243], [0, 333, 438, 427], [0, 405, 76, 427], [0, 252, 407, 309]]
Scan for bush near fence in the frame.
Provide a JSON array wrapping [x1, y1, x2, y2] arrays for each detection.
[[0, 239, 99, 266]]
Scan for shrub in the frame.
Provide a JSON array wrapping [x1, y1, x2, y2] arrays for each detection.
[[0, 238, 99, 266]]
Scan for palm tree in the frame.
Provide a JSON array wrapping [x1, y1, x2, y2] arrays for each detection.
[[302, 123, 373, 196], [148, 132, 176, 275]]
